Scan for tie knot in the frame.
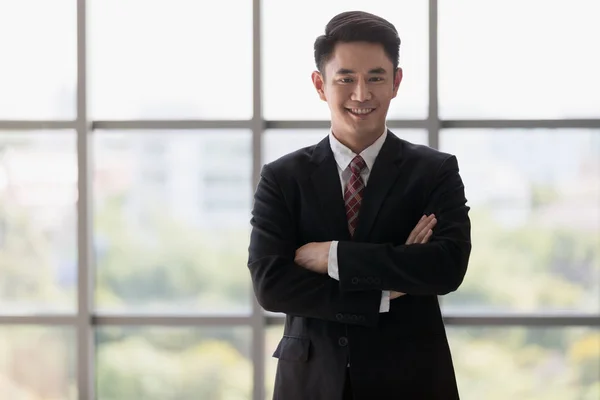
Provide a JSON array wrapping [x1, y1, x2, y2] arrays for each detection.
[[350, 155, 366, 175]]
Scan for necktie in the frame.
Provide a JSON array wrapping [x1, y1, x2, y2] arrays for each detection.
[[344, 155, 367, 237]]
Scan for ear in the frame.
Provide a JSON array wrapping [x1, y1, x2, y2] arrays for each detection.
[[392, 67, 403, 98], [311, 71, 327, 102]]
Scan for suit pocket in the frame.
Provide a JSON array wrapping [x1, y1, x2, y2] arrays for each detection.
[[272, 335, 310, 362]]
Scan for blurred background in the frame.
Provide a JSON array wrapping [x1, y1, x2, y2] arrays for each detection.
[[0, 0, 599, 399]]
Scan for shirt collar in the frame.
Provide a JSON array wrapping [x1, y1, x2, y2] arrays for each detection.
[[329, 127, 388, 172]]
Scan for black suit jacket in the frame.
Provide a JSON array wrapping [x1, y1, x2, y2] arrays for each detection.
[[248, 131, 471, 400]]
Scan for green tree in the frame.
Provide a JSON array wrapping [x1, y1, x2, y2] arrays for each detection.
[[94, 195, 251, 312]]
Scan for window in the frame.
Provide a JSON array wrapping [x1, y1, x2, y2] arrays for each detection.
[[93, 131, 252, 314], [441, 129, 600, 313], [96, 327, 252, 399], [1, 1, 598, 399], [0, 326, 76, 399], [447, 327, 600, 399], [0, 132, 77, 314], [0, 0, 76, 119], [89, 0, 253, 120], [439, 0, 600, 119]]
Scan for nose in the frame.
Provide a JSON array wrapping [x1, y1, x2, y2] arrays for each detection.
[[351, 79, 372, 102]]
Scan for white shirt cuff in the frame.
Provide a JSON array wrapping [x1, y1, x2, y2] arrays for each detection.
[[327, 241, 339, 280], [379, 291, 390, 313]]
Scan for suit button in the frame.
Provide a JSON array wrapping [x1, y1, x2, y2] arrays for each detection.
[[366, 277, 374, 284], [351, 315, 358, 321], [351, 277, 359, 284], [374, 278, 381, 284], [336, 313, 343, 321], [338, 337, 348, 347]]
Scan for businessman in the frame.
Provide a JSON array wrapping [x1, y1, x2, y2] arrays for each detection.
[[248, 10, 471, 400]]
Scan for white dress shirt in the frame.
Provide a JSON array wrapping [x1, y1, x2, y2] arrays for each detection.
[[326, 128, 391, 313]]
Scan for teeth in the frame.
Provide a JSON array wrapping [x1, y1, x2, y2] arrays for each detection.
[[349, 108, 374, 115]]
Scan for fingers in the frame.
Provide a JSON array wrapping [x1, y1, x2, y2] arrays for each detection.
[[406, 215, 426, 244], [420, 227, 433, 244], [406, 214, 436, 244], [414, 215, 436, 243]]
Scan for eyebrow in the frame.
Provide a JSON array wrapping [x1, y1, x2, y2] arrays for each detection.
[[335, 67, 387, 75]]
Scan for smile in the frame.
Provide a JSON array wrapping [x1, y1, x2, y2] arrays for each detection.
[[346, 108, 375, 116]]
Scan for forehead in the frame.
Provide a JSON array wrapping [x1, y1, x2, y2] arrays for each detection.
[[325, 41, 393, 74]]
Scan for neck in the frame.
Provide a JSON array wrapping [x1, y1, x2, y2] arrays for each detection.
[[332, 127, 385, 154]]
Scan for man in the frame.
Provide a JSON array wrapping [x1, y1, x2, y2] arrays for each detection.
[[248, 11, 471, 400]]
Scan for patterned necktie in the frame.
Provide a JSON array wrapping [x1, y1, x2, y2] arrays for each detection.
[[344, 155, 367, 237]]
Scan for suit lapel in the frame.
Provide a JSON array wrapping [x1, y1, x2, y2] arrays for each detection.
[[353, 132, 403, 241], [309, 136, 352, 241]]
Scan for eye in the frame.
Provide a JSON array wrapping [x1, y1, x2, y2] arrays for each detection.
[[370, 77, 384, 82], [338, 77, 353, 83]]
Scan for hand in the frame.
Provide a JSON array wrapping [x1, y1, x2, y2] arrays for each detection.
[[391, 214, 438, 299], [295, 242, 331, 274], [405, 214, 437, 245]]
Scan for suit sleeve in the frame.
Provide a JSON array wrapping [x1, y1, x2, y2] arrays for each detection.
[[337, 155, 472, 296], [328, 241, 391, 312], [247, 164, 382, 326]]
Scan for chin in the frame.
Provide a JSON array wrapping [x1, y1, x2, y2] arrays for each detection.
[[356, 125, 384, 136], [348, 117, 384, 131]]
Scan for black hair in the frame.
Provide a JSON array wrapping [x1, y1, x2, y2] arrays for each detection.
[[314, 11, 401, 76]]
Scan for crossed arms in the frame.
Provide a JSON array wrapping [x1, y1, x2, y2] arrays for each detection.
[[247, 156, 471, 327], [295, 213, 439, 301]]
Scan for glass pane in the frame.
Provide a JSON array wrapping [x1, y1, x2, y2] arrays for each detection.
[[89, 0, 252, 120], [263, 129, 428, 164], [441, 129, 600, 313], [96, 326, 252, 399], [93, 131, 252, 313], [439, 0, 600, 119], [448, 327, 600, 399], [262, 1, 428, 120], [265, 324, 284, 400], [0, 0, 76, 119], [0, 326, 76, 399], [0, 132, 77, 314]]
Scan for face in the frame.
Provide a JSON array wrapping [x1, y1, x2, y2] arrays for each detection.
[[312, 41, 402, 146]]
